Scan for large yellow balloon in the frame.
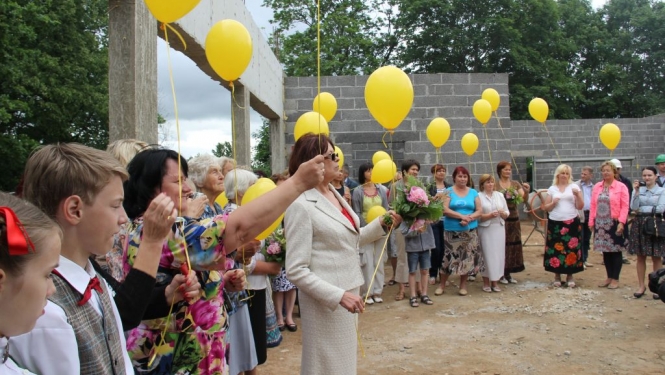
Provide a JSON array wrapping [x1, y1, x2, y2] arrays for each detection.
[[334, 145, 344, 168], [214, 193, 229, 209], [461, 133, 479, 157], [294, 112, 329, 141], [366, 206, 387, 224], [144, 0, 201, 23], [364, 66, 414, 131], [371, 159, 397, 184], [426, 118, 451, 148], [205, 20, 253, 82], [372, 151, 390, 165], [472, 99, 492, 125], [241, 178, 283, 240], [599, 123, 621, 151], [481, 88, 500, 111], [528, 98, 549, 123], [313, 92, 338, 122]]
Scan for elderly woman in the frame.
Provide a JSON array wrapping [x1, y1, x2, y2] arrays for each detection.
[[477, 174, 509, 292], [589, 161, 630, 290], [188, 154, 226, 218], [427, 164, 450, 285], [543, 164, 585, 287], [352, 162, 390, 305], [114, 148, 324, 374], [628, 166, 665, 298], [438, 166, 483, 296], [495, 161, 530, 284], [285, 134, 400, 375]]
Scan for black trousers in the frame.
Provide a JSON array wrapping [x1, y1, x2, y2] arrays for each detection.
[[603, 252, 623, 280], [581, 211, 591, 262], [430, 222, 444, 278]]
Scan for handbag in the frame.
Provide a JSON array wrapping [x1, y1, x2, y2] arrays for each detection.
[[643, 207, 665, 238]]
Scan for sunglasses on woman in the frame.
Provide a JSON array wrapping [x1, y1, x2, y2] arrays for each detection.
[[324, 152, 339, 162]]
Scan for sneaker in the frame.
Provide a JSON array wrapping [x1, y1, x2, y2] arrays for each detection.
[[373, 296, 383, 303], [499, 277, 509, 285], [584, 262, 593, 267], [365, 297, 374, 305], [509, 278, 518, 284]]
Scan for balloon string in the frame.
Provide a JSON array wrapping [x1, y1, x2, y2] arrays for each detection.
[[316, 0, 322, 151], [148, 293, 178, 367], [229, 82, 246, 109], [483, 126, 493, 174], [493, 112, 525, 185], [160, 23, 187, 50], [381, 131, 388, 150], [541, 122, 561, 164], [164, 26, 183, 215]]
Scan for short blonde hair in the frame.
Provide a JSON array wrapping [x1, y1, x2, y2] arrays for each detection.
[[551, 164, 573, 186], [106, 139, 149, 167], [23, 143, 128, 219], [478, 174, 495, 190], [600, 161, 618, 177], [189, 154, 222, 189]]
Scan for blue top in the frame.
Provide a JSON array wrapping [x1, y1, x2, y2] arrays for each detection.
[[444, 187, 479, 231]]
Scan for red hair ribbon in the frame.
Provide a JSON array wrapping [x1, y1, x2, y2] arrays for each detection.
[[0, 207, 35, 256]]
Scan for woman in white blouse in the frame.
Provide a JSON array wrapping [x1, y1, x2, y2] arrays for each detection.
[[542, 164, 585, 287], [477, 174, 509, 292]]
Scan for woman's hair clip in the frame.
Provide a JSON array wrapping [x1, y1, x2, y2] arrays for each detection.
[[0, 207, 35, 256]]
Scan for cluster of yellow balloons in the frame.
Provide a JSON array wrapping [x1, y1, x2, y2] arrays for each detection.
[[365, 66, 414, 132], [599, 123, 621, 151], [371, 151, 396, 184], [242, 178, 283, 240]]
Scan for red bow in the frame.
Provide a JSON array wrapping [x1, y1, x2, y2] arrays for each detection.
[[0, 207, 35, 256], [77, 276, 103, 306]]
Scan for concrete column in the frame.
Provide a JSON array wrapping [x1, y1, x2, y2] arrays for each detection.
[[270, 118, 286, 174], [232, 84, 252, 166], [108, 0, 157, 143]]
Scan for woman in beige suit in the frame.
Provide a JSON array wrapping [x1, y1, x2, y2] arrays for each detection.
[[285, 134, 400, 375]]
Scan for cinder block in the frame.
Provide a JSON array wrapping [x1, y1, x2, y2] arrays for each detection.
[[412, 74, 442, 85], [413, 96, 441, 108], [327, 76, 356, 87], [432, 84, 454, 96], [453, 84, 482, 96], [285, 87, 315, 99], [441, 74, 470, 84], [413, 85, 428, 96], [341, 86, 365, 98], [336, 98, 355, 110], [298, 76, 318, 87], [342, 110, 372, 121]]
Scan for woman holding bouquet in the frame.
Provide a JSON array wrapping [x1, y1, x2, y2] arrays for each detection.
[[542, 164, 585, 287], [285, 134, 400, 375], [495, 161, 530, 284], [438, 166, 483, 296], [352, 163, 390, 305]]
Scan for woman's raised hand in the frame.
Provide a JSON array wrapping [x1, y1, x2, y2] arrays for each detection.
[[291, 155, 326, 193], [142, 193, 177, 243]]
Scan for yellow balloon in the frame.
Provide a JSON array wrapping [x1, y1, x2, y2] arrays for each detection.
[[472, 99, 492, 125], [528, 98, 549, 123], [313, 92, 338, 122], [372, 151, 390, 165], [334, 146, 344, 168], [481, 88, 500, 111], [599, 123, 621, 151], [241, 179, 283, 240], [365, 66, 414, 131], [214, 193, 229, 209], [366, 206, 387, 224], [294, 112, 329, 141], [426, 118, 451, 148], [144, 0, 201, 23], [371, 159, 397, 184], [461, 133, 479, 157], [205, 20, 253, 82]]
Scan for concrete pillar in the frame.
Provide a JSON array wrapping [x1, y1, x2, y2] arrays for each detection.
[[232, 84, 252, 166], [108, 0, 158, 143], [270, 118, 286, 174]]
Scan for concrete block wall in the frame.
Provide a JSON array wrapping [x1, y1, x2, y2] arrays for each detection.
[[284, 73, 513, 182]]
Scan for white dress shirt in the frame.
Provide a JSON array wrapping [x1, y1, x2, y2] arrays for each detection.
[[9, 256, 133, 375], [0, 338, 35, 375]]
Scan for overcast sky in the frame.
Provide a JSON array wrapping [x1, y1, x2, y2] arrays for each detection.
[[158, 1, 608, 158]]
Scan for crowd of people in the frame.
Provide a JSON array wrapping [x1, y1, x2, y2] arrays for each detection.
[[2, 134, 665, 375]]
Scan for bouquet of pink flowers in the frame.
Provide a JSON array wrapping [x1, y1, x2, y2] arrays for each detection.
[[262, 226, 286, 265], [393, 175, 444, 232], [502, 185, 524, 205]]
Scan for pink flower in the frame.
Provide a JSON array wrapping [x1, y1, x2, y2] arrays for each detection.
[[568, 237, 579, 250], [560, 227, 569, 235], [563, 219, 574, 225], [409, 218, 426, 232], [267, 241, 281, 255], [189, 297, 223, 331], [406, 187, 430, 206], [549, 257, 560, 268]]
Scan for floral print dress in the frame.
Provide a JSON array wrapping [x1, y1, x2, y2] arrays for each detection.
[[593, 187, 627, 253], [544, 218, 583, 274], [122, 215, 230, 375]]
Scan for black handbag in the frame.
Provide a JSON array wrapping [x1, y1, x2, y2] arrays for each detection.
[[643, 207, 665, 238]]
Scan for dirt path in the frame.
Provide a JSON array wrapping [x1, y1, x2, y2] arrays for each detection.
[[262, 221, 665, 374]]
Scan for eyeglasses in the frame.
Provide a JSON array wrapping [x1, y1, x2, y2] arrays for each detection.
[[324, 153, 339, 162]]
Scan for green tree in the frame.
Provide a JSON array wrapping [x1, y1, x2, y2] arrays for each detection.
[[264, 0, 396, 75], [212, 142, 233, 158], [252, 120, 271, 176]]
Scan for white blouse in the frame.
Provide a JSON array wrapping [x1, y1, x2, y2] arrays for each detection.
[[547, 184, 580, 221], [0, 339, 35, 375], [478, 191, 509, 227]]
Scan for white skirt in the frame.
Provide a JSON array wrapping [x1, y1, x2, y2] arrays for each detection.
[[478, 221, 506, 281]]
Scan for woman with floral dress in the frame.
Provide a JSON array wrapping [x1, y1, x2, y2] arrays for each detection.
[[542, 164, 585, 287], [589, 161, 630, 290], [114, 148, 324, 375]]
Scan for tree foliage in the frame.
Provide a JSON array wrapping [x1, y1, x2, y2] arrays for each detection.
[[0, 0, 109, 191], [211, 142, 233, 158], [252, 120, 271, 176]]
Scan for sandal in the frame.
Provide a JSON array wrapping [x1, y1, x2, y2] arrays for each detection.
[[394, 291, 405, 301], [387, 279, 397, 286], [491, 286, 502, 292], [567, 281, 576, 288], [428, 277, 436, 285], [482, 286, 492, 293], [434, 287, 444, 296], [421, 295, 433, 305], [409, 296, 419, 307], [552, 281, 562, 288]]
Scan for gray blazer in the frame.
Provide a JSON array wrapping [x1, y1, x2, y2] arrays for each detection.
[[351, 183, 389, 227], [285, 185, 386, 311]]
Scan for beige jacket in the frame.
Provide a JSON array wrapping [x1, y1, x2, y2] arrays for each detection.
[[285, 185, 386, 312]]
